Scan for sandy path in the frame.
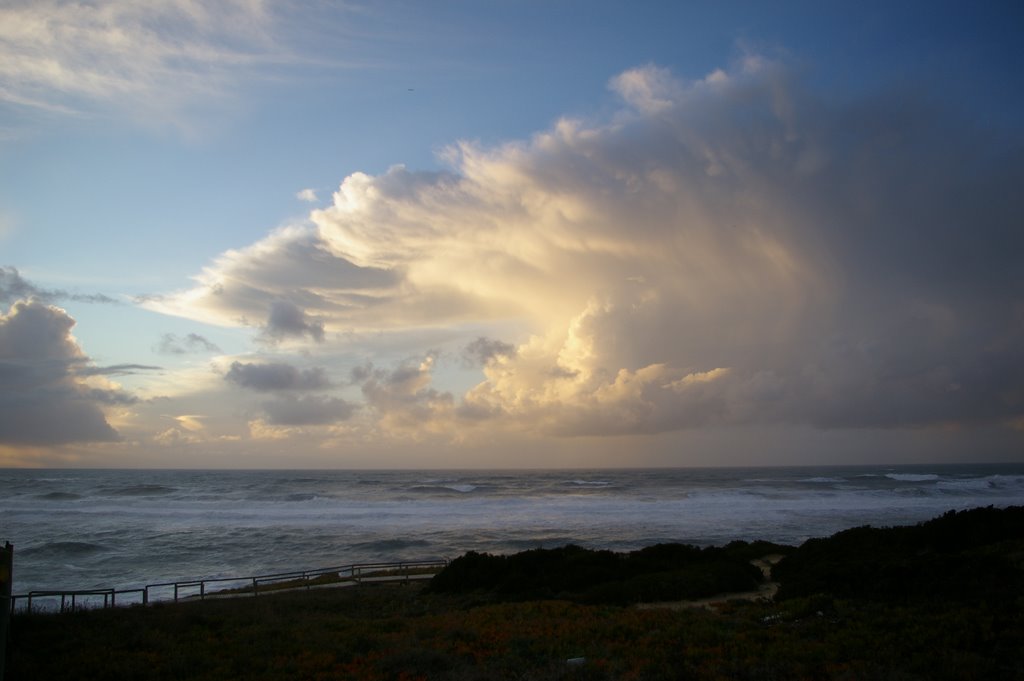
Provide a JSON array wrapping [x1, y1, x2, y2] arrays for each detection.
[[636, 554, 784, 612]]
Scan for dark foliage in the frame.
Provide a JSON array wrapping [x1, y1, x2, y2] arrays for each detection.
[[773, 505, 1024, 604], [9, 578, 1024, 680], [427, 542, 767, 604], [721, 539, 794, 562], [8, 509, 1024, 680]]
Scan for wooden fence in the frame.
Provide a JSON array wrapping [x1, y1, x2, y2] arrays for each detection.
[[8, 558, 448, 614]]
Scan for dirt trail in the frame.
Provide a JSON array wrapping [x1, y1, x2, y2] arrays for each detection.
[[637, 554, 784, 612]]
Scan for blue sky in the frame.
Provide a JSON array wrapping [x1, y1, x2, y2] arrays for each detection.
[[1, 1, 1022, 468]]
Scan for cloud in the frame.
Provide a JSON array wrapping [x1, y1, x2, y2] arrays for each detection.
[[262, 299, 325, 343], [76, 363, 161, 377], [1, 266, 118, 305], [296, 188, 318, 202], [355, 355, 455, 432], [0, 299, 122, 445], [154, 332, 220, 355], [0, 266, 34, 303], [173, 414, 207, 432], [260, 395, 355, 426], [151, 57, 1024, 439], [152, 415, 206, 446], [0, 0, 291, 130], [142, 225, 398, 333], [153, 427, 202, 447], [225, 361, 331, 391], [461, 337, 516, 368]]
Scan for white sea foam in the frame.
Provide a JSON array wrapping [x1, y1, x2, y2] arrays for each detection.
[[2, 464, 1021, 595]]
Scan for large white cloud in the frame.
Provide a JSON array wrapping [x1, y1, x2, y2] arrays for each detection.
[[149, 58, 1024, 440]]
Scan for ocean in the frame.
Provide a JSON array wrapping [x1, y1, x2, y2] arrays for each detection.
[[2, 464, 1023, 597]]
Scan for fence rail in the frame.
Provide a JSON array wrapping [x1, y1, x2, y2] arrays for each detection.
[[9, 558, 448, 614]]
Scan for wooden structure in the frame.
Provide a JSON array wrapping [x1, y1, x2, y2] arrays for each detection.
[[1, 542, 12, 681]]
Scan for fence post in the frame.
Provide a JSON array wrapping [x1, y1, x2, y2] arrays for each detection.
[[1, 542, 12, 681]]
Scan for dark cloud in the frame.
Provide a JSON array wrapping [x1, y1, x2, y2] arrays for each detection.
[[261, 395, 355, 426], [261, 299, 324, 343], [348, 361, 374, 384], [75, 363, 161, 376], [461, 337, 516, 367], [0, 267, 36, 303], [0, 300, 121, 445], [356, 356, 454, 427], [546, 366, 579, 379], [225, 361, 331, 392], [154, 333, 221, 355], [0, 266, 119, 306]]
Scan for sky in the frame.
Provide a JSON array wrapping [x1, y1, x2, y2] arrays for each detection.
[[1, 1, 1023, 469]]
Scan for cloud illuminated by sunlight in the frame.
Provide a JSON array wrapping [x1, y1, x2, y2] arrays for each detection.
[[140, 57, 1024, 444]]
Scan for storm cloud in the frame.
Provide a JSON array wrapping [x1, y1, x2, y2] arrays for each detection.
[[0, 299, 122, 445], [150, 57, 1024, 439]]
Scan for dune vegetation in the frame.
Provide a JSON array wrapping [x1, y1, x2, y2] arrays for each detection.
[[7, 506, 1023, 680]]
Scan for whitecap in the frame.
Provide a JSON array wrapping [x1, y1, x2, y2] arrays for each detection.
[[408, 483, 477, 494], [885, 473, 939, 482]]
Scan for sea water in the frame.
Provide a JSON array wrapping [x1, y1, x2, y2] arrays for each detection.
[[2, 464, 1023, 595]]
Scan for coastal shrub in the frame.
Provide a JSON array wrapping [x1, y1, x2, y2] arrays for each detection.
[[721, 539, 794, 562], [773, 505, 1024, 604], [427, 542, 764, 604], [427, 550, 508, 593]]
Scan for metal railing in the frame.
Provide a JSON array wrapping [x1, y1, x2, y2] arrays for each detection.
[[9, 558, 448, 614]]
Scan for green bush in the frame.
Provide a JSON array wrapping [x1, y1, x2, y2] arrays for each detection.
[[428, 542, 766, 604], [773, 505, 1024, 604]]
